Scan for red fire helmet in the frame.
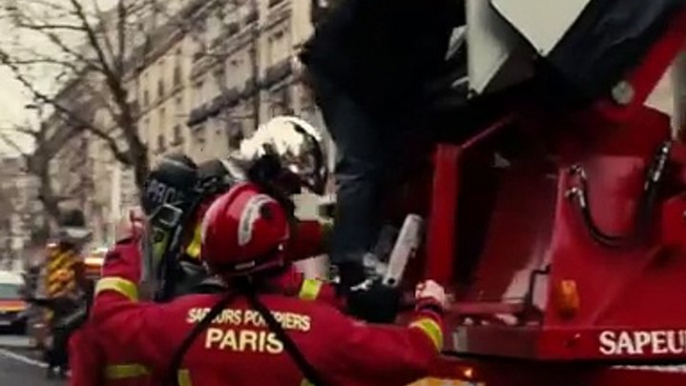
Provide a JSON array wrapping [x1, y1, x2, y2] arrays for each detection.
[[200, 182, 290, 276]]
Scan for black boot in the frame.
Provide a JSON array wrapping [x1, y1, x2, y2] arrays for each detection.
[[333, 262, 366, 290], [334, 262, 401, 324]]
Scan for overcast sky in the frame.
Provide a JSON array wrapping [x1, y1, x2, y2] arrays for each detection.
[[0, 0, 120, 157], [0, 67, 33, 156]]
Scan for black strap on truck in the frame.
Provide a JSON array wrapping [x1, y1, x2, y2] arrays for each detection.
[[244, 291, 328, 386]]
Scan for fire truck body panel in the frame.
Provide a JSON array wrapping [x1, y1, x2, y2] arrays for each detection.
[[390, 1, 686, 384]]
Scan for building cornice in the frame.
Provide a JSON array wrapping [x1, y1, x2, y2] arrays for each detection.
[[187, 59, 293, 127]]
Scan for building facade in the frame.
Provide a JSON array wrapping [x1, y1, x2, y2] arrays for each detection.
[[184, 0, 322, 162], [84, 0, 326, 244], [0, 155, 43, 271]]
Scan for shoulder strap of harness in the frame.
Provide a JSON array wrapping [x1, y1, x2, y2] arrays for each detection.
[[168, 292, 237, 386], [245, 291, 328, 386]]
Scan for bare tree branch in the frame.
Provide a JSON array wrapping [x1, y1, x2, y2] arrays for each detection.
[[89, 0, 117, 63], [15, 22, 86, 31], [0, 0, 227, 204], [68, 0, 116, 78], [5, 7, 104, 71], [0, 132, 26, 156], [116, 0, 126, 77], [4, 57, 87, 75], [0, 47, 132, 166]]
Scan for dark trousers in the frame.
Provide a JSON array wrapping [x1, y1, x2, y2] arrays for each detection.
[[48, 326, 71, 371], [310, 72, 394, 266]]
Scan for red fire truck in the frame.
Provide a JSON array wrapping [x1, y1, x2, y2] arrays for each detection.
[[337, 1, 686, 385]]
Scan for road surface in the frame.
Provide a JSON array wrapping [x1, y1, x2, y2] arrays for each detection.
[[0, 334, 66, 386]]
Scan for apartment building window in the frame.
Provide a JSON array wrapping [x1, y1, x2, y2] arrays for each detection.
[[173, 49, 182, 87], [129, 100, 141, 118], [267, 28, 287, 67], [213, 68, 225, 88], [269, 86, 290, 117], [300, 87, 316, 114], [142, 118, 150, 137], [156, 135, 166, 153], [227, 22, 239, 37], [158, 60, 166, 98], [193, 125, 207, 146], [193, 80, 204, 107], [171, 125, 184, 146], [245, 7, 258, 24], [227, 120, 244, 150], [141, 72, 149, 107], [175, 96, 183, 116], [226, 56, 246, 89], [159, 108, 166, 131], [173, 67, 182, 88]]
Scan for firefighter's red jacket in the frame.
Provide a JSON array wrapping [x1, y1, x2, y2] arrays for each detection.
[[92, 236, 444, 386], [69, 235, 160, 386], [69, 323, 103, 386], [76, 221, 340, 386]]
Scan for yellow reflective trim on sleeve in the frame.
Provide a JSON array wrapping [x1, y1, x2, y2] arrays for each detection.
[[104, 364, 150, 379], [185, 223, 202, 259], [95, 277, 139, 301], [410, 318, 444, 351], [298, 279, 322, 301], [300, 378, 314, 386], [408, 378, 485, 386], [178, 369, 192, 386]]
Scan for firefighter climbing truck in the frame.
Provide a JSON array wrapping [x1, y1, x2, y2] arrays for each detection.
[[366, 0, 686, 385]]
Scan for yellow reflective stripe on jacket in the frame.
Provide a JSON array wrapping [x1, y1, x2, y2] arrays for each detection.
[[185, 223, 202, 259], [410, 318, 443, 351], [104, 364, 150, 379], [104, 364, 192, 385], [298, 279, 322, 301], [178, 369, 192, 386], [300, 378, 314, 386], [95, 277, 139, 301], [47, 250, 77, 297]]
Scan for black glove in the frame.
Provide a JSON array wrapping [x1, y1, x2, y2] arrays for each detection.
[[346, 280, 402, 324], [53, 304, 88, 331]]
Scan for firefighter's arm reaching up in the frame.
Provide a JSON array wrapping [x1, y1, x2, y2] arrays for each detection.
[[90, 238, 173, 372], [318, 280, 448, 386]]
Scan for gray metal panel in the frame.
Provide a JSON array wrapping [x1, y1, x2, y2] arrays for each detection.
[[490, 0, 591, 56], [466, 0, 531, 95]]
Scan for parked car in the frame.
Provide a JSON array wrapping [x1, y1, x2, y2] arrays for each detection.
[[0, 271, 28, 334]]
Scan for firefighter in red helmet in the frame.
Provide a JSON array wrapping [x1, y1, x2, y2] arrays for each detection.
[[72, 151, 337, 386], [78, 149, 339, 386], [92, 182, 448, 386]]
